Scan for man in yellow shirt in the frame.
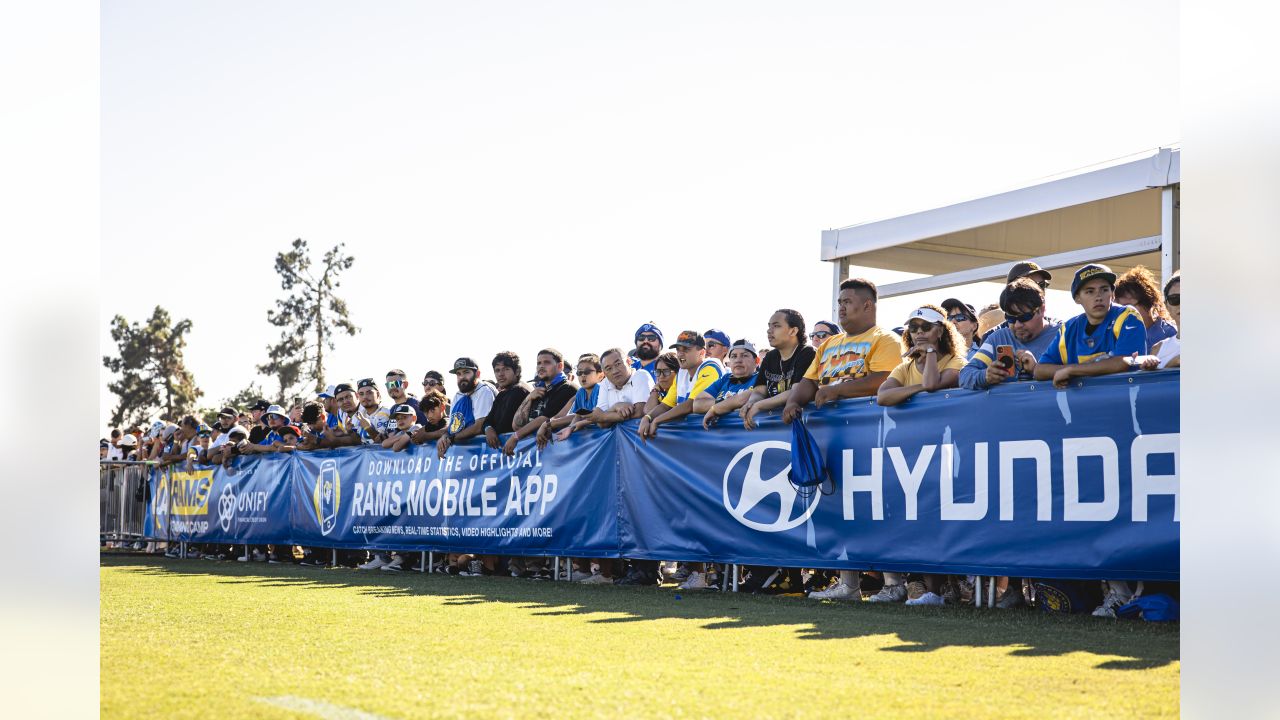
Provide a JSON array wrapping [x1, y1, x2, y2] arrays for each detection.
[[638, 330, 723, 439], [782, 278, 903, 604]]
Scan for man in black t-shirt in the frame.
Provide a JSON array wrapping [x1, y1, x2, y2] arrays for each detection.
[[482, 351, 531, 447], [504, 348, 578, 456], [736, 309, 816, 429]]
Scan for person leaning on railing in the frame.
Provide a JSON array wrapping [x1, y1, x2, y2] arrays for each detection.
[[959, 278, 1062, 391]]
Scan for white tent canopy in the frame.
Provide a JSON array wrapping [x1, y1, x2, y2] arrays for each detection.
[[822, 147, 1180, 303]]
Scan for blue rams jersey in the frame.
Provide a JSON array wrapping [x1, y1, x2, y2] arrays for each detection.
[[701, 372, 758, 402], [1039, 305, 1146, 366]]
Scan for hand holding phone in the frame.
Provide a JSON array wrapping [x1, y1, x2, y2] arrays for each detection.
[[995, 345, 1017, 377]]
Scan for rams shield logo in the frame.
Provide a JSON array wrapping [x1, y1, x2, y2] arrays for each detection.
[[313, 459, 340, 536]]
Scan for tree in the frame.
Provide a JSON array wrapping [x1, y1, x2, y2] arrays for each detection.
[[103, 306, 203, 427], [195, 382, 267, 426], [257, 238, 358, 402]]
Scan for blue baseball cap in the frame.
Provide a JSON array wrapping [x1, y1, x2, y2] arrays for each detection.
[[704, 329, 730, 347], [1071, 263, 1117, 298], [634, 323, 663, 345]]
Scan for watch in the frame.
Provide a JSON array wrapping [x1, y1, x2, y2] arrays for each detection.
[[925, 347, 936, 354]]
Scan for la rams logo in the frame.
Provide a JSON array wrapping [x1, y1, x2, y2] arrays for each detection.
[[312, 459, 341, 536], [448, 411, 465, 435], [151, 472, 170, 532], [722, 441, 820, 532]]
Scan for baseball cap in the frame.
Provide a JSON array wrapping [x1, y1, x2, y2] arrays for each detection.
[[729, 339, 758, 356], [905, 307, 947, 325], [423, 370, 444, 383], [634, 323, 663, 345], [249, 399, 271, 412], [1007, 261, 1053, 285], [145, 420, 165, 439], [333, 382, 355, 396], [940, 299, 977, 322], [391, 403, 416, 417], [118, 434, 137, 448], [99, 439, 109, 448], [281, 425, 302, 438], [813, 320, 840, 335], [386, 368, 406, 378], [1071, 263, 1117, 298], [196, 423, 212, 437], [162, 423, 179, 439], [228, 425, 249, 439], [356, 378, 378, 390], [317, 384, 336, 399], [704, 329, 730, 347], [263, 404, 288, 421], [450, 357, 480, 374], [669, 330, 705, 349], [218, 406, 238, 418]]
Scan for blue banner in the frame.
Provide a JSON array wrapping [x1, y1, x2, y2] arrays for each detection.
[[616, 371, 1179, 580], [142, 372, 1179, 580]]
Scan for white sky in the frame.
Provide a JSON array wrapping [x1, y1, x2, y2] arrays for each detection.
[[100, 0, 1178, 427]]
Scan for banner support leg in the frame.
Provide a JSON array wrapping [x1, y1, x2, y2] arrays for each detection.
[[732, 565, 739, 593], [988, 577, 996, 608], [420, 551, 426, 573], [975, 576, 982, 608], [428, 551, 433, 575], [554, 557, 561, 581], [331, 548, 336, 567]]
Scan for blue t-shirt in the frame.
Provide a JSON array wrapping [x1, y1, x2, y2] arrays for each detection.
[[570, 385, 599, 414], [1038, 305, 1146, 366], [258, 430, 283, 446], [630, 357, 658, 381], [700, 372, 758, 402], [326, 413, 340, 429], [1144, 318, 1178, 354]]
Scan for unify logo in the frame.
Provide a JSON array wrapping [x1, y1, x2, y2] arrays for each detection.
[[722, 441, 819, 532], [218, 485, 236, 532]]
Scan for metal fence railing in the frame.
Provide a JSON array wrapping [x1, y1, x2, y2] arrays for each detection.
[[100, 461, 151, 542]]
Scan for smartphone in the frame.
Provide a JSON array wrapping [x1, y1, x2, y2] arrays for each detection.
[[995, 345, 1016, 376]]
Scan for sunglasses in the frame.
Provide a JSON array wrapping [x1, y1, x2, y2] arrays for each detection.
[[1004, 307, 1040, 324], [636, 334, 660, 343], [386, 379, 406, 389], [705, 340, 725, 348], [1165, 293, 1180, 307], [907, 321, 936, 333], [809, 331, 832, 340], [947, 314, 970, 324], [1035, 279, 1050, 291], [423, 379, 441, 386]]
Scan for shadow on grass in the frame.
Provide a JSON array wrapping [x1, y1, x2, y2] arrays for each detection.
[[101, 551, 1178, 671]]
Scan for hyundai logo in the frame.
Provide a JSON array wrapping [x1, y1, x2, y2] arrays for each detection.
[[722, 440, 819, 532]]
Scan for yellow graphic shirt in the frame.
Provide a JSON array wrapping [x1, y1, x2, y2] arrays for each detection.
[[803, 326, 901, 385]]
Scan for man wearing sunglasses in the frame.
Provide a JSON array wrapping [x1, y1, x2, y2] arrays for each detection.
[[630, 323, 664, 380], [703, 329, 731, 363], [808, 320, 839, 345], [960, 277, 1063, 390], [385, 369, 429, 425]]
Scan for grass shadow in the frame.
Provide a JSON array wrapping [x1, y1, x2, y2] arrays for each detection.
[[101, 551, 1179, 671]]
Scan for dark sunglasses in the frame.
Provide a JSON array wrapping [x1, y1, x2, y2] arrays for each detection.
[[947, 314, 970, 324], [636, 334, 660, 343], [906, 321, 936, 333], [809, 331, 832, 339], [1035, 279, 1050, 291], [1165, 293, 1180, 307], [386, 379, 406, 389], [1004, 307, 1040, 324]]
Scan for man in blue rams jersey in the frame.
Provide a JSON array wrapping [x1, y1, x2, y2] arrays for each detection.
[[1034, 264, 1147, 389]]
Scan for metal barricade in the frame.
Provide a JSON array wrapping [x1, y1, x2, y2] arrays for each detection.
[[99, 461, 151, 542]]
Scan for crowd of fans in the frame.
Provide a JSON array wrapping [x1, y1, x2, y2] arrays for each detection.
[[101, 261, 1181, 616]]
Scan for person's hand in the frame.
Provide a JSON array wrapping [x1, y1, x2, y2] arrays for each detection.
[[814, 384, 841, 408], [702, 408, 720, 429], [903, 345, 925, 360], [502, 434, 519, 456], [1137, 354, 1161, 371], [742, 402, 762, 430], [781, 401, 802, 424], [528, 386, 546, 401], [1017, 350, 1037, 376], [984, 363, 1007, 386], [436, 434, 453, 458], [615, 404, 635, 420], [535, 424, 552, 450], [638, 415, 654, 441], [1052, 366, 1073, 389], [485, 427, 500, 449]]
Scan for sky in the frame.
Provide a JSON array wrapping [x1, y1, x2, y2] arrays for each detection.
[[100, 0, 1178, 427]]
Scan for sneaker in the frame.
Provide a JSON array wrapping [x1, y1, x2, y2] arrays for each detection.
[[996, 584, 1026, 610], [905, 580, 927, 601], [809, 579, 858, 600], [613, 568, 644, 585], [236, 552, 251, 562], [867, 583, 908, 603], [460, 559, 485, 576], [184, 548, 202, 559], [905, 591, 946, 607], [1092, 580, 1135, 618], [252, 550, 267, 562], [381, 555, 404, 572], [569, 570, 594, 582], [679, 571, 711, 590], [357, 555, 388, 571], [803, 572, 833, 595], [670, 564, 691, 583], [579, 573, 613, 584], [164, 548, 180, 559]]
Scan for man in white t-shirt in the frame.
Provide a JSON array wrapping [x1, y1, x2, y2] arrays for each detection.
[[557, 347, 654, 440]]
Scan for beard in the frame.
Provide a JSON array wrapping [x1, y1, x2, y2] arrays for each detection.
[[457, 378, 476, 394], [635, 345, 658, 361]]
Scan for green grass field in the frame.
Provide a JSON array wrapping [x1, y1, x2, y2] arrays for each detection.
[[101, 553, 1178, 719]]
